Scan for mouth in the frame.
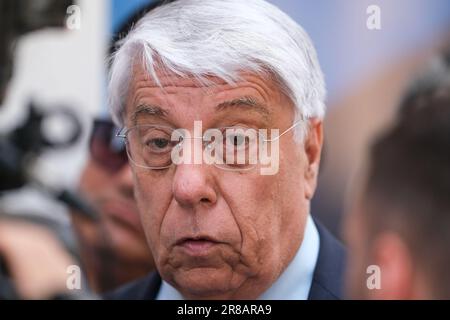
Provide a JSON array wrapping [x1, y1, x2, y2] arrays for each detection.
[[175, 236, 221, 256]]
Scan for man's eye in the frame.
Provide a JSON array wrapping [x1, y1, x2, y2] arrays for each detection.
[[145, 138, 171, 152], [228, 134, 245, 146], [153, 138, 169, 148]]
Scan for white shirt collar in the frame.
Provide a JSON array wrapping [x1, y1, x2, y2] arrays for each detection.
[[156, 215, 320, 300]]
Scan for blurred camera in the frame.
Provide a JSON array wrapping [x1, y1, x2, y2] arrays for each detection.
[[0, 0, 73, 103]]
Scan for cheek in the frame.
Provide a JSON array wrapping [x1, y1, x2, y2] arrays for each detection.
[[275, 143, 306, 207], [245, 146, 307, 267], [132, 170, 173, 254], [229, 146, 306, 248], [220, 173, 285, 270]]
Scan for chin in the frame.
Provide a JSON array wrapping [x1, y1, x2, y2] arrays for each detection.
[[171, 267, 238, 299]]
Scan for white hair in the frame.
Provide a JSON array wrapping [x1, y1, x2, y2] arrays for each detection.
[[108, 0, 326, 140]]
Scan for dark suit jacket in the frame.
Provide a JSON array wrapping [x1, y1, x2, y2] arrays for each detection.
[[104, 220, 346, 300]]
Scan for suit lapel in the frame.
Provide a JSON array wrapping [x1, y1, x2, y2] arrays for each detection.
[[307, 220, 346, 300]]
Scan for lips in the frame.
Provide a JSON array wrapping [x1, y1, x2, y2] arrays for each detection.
[[175, 236, 221, 256]]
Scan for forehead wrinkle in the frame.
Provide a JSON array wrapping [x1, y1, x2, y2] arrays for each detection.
[[215, 96, 272, 121], [132, 66, 228, 90], [131, 104, 169, 125], [128, 72, 279, 125]]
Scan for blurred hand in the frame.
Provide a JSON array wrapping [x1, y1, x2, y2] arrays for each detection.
[[0, 219, 76, 299]]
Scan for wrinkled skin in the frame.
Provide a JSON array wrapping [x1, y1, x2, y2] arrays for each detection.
[[125, 67, 323, 299]]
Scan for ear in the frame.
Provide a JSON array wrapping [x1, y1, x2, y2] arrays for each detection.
[[369, 232, 415, 299], [303, 118, 323, 200]]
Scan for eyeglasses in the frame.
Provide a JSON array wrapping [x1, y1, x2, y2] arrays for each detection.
[[90, 119, 128, 172], [116, 120, 303, 171]]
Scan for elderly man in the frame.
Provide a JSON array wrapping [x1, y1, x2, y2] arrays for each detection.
[[106, 0, 345, 300]]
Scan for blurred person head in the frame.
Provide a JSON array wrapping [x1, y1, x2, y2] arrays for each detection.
[[71, 118, 154, 292], [399, 42, 450, 116], [70, 0, 175, 294], [108, 0, 326, 299], [345, 89, 450, 299]]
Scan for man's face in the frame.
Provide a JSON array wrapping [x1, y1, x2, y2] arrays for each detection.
[[124, 66, 323, 299]]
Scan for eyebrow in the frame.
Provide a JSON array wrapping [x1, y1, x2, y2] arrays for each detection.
[[215, 96, 271, 120], [130, 104, 168, 124]]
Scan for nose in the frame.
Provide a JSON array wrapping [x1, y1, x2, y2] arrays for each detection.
[[114, 164, 135, 199], [172, 164, 217, 208]]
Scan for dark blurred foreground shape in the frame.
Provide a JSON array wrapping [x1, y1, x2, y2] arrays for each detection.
[[0, 0, 99, 300], [0, 0, 160, 300]]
